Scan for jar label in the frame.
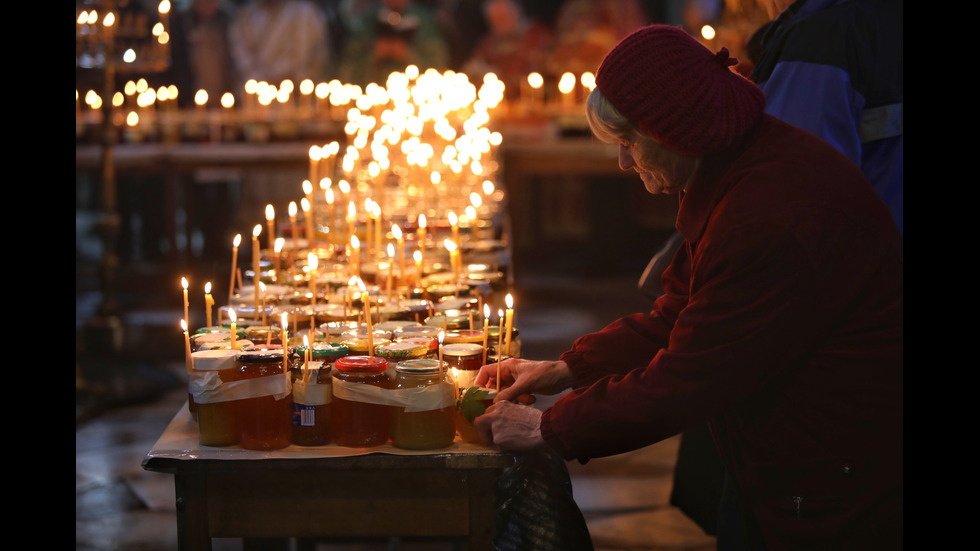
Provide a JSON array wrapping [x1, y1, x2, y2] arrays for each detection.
[[292, 403, 318, 427], [293, 380, 331, 405]]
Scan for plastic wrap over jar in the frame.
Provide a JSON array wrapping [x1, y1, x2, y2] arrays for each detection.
[[331, 355, 392, 447], [232, 349, 292, 450], [390, 359, 456, 450], [190, 349, 240, 446]]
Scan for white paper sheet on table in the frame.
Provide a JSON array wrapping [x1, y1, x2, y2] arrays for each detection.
[[146, 402, 501, 460]]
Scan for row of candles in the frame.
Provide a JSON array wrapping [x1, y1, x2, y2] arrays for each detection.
[[76, 66, 597, 135]]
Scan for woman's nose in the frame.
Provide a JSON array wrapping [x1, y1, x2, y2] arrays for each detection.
[[618, 144, 635, 171]]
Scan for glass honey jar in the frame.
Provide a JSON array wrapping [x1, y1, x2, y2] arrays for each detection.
[[232, 347, 292, 450], [190, 349, 240, 447], [390, 359, 456, 450], [330, 355, 392, 447], [289, 342, 348, 447]]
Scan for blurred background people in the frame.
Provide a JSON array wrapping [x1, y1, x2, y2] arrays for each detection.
[[338, 0, 450, 86], [546, 0, 650, 77], [462, 0, 554, 102], [229, 0, 331, 89], [750, 0, 903, 233], [168, 0, 238, 108]]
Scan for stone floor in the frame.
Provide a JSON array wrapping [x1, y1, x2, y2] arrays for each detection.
[[76, 268, 717, 551]]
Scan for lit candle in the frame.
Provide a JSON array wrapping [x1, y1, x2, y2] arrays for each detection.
[[413, 249, 423, 287], [303, 334, 310, 372], [362, 290, 374, 356], [252, 224, 262, 320], [274, 238, 284, 284], [347, 201, 356, 250], [181, 277, 189, 328], [482, 304, 490, 365], [444, 239, 460, 283], [364, 199, 374, 262], [288, 201, 298, 252], [504, 293, 515, 356], [496, 309, 504, 392], [350, 235, 361, 280], [281, 312, 289, 351], [373, 203, 382, 265], [528, 72, 544, 111], [301, 196, 313, 248], [259, 281, 268, 326], [308, 252, 319, 307], [229, 309, 238, 350], [309, 145, 321, 196], [229, 233, 241, 305], [417, 214, 427, 269], [392, 224, 405, 281], [448, 211, 459, 248], [180, 319, 192, 373], [386, 243, 395, 303], [204, 282, 214, 327], [558, 72, 576, 111], [265, 204, 276, 251], [325, 188, 336, 236]]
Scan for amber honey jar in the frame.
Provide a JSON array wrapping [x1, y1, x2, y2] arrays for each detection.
[[232, 347, 292, 450], [390, 359, 456, 450], [330, 355, 392, 447], [442, 343, 485, 393], [190, 349, 240, 447]]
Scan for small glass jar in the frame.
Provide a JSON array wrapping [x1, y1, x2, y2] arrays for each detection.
[[190, 349, 240, 447], [232, 347, 292, 450], [443, 329, 485, 345], [442, 343, 486, 394], [331, 355, 392, 447], [390, 359, 456, 450], [290, 342, 348, 446], [340, 327, 391, 356], [394, 335, 439, 359], [243, 325, 283, 346]]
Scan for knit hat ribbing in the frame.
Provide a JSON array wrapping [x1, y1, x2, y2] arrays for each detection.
[[595, 24, 765, 156]]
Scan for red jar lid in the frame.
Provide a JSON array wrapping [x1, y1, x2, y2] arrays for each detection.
[[335, 355, 389, 372]]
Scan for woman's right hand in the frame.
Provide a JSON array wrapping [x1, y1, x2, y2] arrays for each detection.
[[474, 358, 574, 404]]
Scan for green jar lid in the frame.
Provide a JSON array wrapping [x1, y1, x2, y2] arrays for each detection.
[[375, 340, 428, 359], [395, 358, 445, 374], [296, 341, 349, 358]]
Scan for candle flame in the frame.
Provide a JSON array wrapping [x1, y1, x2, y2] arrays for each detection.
[[275, 237, 284, 252], [499, 308, 504, 320], [387, 243, 395, 258], [229, 309, 237, 323], [357, 278, 367, 292], [289, 201, 297, 216], [391, 224, 402, 239], [505, 293, 513, 309], [448, 211, 457, 226], [308, 252, 319, 270], [528, 72, 544, 89], [484, 303, 490, 318], [180, 319, 188, 332], [348, 201, 356, 219], [281, 312, 288, 329], [259, 281, 266, 293], [303, 334, 310, 347], [325, 188, 334, 203], [414, 249, 422, 262], [205, 282, 212, 293], [309, 145, 322, 161], [182, 277, 188, 290], [303, 180, 313, 195], [233, 233, 242, 247], [351, 235, 360, 248], [438, 330, 445, 344], [253, 224, 262, 238], [444, 239, 457, 252], [265, 204, 275, 221], [302, 197, 311, 212], [419, 214, 426, 228]]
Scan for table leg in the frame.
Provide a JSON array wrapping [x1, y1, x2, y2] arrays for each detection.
[[175, 471, 212, 551]]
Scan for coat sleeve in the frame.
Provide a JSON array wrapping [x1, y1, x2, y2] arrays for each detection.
[[542, 221, 824, 462]]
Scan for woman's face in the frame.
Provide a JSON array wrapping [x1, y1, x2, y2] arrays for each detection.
[[616, 133, 700, 195]]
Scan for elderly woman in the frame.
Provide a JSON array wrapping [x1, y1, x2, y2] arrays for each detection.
[[474, 25, 902, 550]]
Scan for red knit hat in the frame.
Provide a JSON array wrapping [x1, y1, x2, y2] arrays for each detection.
[[595, 24, 765, 156]]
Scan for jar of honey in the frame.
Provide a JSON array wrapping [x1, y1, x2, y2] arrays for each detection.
[[190, 349, 240, 447], [375, 340, 429, 362], [390, 359, 456, 450], [289, 342, 347, 446], [232, 348, 292, 450], [442, 343, 485, 394], [331, 355, 392, 447]]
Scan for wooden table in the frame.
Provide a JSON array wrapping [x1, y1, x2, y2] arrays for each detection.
[[142, 404, 515, 551]]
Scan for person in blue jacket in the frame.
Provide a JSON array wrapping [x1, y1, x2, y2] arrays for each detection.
[[751, 0, 903, 234]]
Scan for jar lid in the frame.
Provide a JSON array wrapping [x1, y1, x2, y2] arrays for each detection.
[[442, 343, 484, 356], [191, 349, 239, 370], [375, 320, 422, 334], [296, 341, 349, 358], [393, 324, 442, 338], [375, 341, 428, 359], [335, 355, 389, 372], [236, 349, 283, 362], [198, 339, 254, 351], [396, 335, 438, 350], [443, 330, 484, 344], [395, 358, 444, 374]]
